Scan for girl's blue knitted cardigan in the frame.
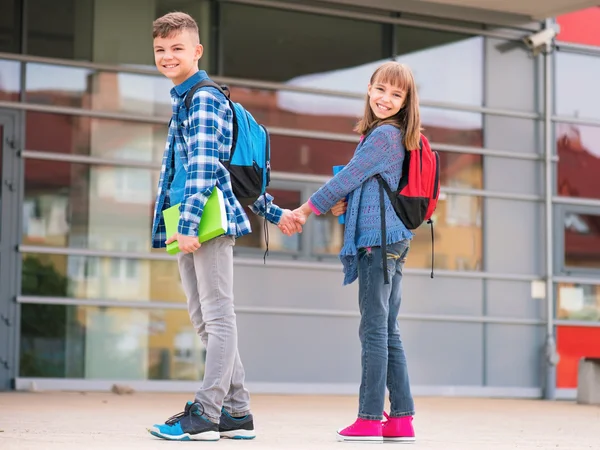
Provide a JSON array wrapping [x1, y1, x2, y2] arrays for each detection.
[[309, 124, 413, 285]]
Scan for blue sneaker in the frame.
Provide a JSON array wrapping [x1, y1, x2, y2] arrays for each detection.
[[148, 401, 219, 441], [219, 408, 256, 439]]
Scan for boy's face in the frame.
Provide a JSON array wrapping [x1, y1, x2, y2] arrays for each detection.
[[153, 30, 203, 85]]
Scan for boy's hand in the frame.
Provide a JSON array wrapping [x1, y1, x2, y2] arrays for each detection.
[[166, 233, 201, 253], [278, 209, 304, 236], [331, 200, 347, 217]]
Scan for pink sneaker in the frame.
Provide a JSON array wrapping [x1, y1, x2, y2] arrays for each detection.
[[382, 411, 416, 443], [336, 417, 383, 443]]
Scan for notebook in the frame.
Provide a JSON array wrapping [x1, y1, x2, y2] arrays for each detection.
[[162, 187, 228, 255]]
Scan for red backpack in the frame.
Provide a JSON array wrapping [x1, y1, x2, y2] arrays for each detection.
[[373, 133, 440, 282]]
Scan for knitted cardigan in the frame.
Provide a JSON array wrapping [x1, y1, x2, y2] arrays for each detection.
[[308, 124, 413, 285]]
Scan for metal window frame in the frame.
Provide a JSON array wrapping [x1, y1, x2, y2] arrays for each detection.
[[0, 110, 22, 390], [15, 295, 545, 326], [554, 204, 600, 277]]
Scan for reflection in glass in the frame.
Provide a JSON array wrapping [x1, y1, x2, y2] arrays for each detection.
[[564, 213, 600, 270], [406, 194, 482, 271], [236, 189, 302, 252], [23, 160, 157, 250], [25, 112, 167, 162], [557, 283, 600, 321], [0, 60, 21, 102], [395, 29, 483, 106], [26, 64, 172, 116], [26, 0, 212, 67], [19, 303, 204, 380], [27, 0, 92, 60], [556, 124, 600, 200], [313, 195, 482, 272], [556, 52, 600, 121], [0, 0, 20, 53], [255, 83, 483, 148], [22, 253, 185, 303], [221, 3, 386, 82]]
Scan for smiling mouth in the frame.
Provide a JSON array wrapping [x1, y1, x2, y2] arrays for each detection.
[[163, 64, 178, 69], [376, 103, 391, 112]]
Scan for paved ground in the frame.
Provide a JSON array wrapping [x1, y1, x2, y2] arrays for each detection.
[[0, 392, 599, 449]]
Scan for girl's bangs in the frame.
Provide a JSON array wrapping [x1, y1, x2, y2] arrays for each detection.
[[372, 63, 411, 93]]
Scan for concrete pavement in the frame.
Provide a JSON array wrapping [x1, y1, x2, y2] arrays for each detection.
[[1, 392, 599, 449]]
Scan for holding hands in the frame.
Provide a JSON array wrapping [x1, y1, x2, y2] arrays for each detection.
[[278, 199, 348, 237], [278, 209, 306, 236]]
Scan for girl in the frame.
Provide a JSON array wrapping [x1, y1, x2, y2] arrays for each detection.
[[294, 61, 421, 443]]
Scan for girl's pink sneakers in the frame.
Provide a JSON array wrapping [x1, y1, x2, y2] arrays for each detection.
[[336, 412, 416, 443], [381, 411, 416, 442], [336, 418, 383, 442]]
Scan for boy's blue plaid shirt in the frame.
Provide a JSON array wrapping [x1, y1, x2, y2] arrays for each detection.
[[151, 71, 283, 249]]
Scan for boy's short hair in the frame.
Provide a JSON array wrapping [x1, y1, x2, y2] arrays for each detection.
[[152, 12, 199, 42]]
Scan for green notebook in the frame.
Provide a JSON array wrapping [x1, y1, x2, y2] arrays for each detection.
[[162, 187, 227, 255]]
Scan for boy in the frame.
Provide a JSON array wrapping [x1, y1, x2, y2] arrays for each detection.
[[148, 12, 303, 441]]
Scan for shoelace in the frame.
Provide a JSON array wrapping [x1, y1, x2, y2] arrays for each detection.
[[165, 402, 205, 425], [382, 411, 390, 423]]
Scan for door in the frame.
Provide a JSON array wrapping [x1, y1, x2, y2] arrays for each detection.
[[0, 111, 20, 390]]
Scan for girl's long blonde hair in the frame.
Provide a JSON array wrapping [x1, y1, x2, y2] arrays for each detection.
[[354, 61, 422, 151]]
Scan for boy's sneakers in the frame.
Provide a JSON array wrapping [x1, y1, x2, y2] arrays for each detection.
[[148, 401, 219, 441], [219, 408, 256, 439], [336, 417, 383, 442], [382, 411, 416, 443]]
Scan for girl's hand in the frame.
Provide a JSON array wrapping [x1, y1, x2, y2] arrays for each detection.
[[331, 200, 347, 217]]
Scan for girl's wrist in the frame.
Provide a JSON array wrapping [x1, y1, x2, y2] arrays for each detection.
[[303, 201, 317, 216]]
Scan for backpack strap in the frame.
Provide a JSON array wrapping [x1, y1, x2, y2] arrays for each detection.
[[378, 179, 390, 285], [183, 80, 231, 110], [182, 80, 237, 163]]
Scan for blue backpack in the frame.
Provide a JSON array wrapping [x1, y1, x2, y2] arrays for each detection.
[[183, 80, 271, 203]]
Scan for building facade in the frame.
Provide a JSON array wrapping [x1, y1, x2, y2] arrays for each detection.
[[0, 0, 599, 399]]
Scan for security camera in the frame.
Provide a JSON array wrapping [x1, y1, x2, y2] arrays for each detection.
[[523, 27, 558, 52]]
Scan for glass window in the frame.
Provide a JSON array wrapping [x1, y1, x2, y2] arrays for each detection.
[[564, 211, 600, 271], [409, 194, 482, 271], [220, 3, 387, 83], [26, 0, 213, 68], [556, 123, 600, 200], [27, 0, 93, 60], [557, 283, 600, 321], [0, 59, 21, 102], [556, 8, 600, 47], [25, 113, 166, 163], [556, 52, 600, 122], [19, 303, 204, 379], [25, 65, 173, 118], [22, 253, 185, 303], [315, 194, 482, 272], [232, 86, 483, 147], [22, 160, 157, 249], [0, 0, 21, 53], [395, 28, 483, 106]]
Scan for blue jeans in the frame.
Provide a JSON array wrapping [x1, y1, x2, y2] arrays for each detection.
[[357, 240, 414, 420]]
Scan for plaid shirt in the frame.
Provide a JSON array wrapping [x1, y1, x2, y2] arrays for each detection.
[[151, 71, 283, 249]]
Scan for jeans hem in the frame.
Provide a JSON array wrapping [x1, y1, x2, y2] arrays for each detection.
[[358, 413, 383, 420], [204, 413, 221, 424], [228, 409, 251, 418], [389, 411, 415, 418]]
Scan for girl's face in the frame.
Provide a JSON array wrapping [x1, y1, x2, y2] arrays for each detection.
[[367, 81, 406, 119]]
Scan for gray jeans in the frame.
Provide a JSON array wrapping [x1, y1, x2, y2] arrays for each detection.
[[177, 235, 251, 423]]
